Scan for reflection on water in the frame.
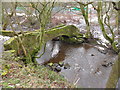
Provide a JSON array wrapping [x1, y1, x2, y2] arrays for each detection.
[[36, 40, 117, 88]]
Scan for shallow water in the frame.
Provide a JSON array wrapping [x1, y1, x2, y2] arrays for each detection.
[[36, 40, 117, 88]]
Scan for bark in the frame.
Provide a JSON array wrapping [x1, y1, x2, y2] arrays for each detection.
[[93, 2, 118, 53], [78, 2, 92, 38]]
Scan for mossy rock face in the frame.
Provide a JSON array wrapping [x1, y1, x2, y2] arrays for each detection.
[[60, 35, 84, 44], [2, 30, 27, 37], [2, 50, 16, 61], [44, 25, 80, 42], [2, 50, 21, 62], [3, 25, 82, 63]]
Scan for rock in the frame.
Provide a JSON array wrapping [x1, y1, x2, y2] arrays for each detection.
[[91, 54, 95, 56], [46, 63, 62, 72], [53, 63, 59, 67], [48, 63, 53, 66], [54, 66, 61, 72], [2, 50, 16, 60], [102, 61, 114, 67], [4, 25, 81, 63], [64, 63, 70, 69], [95, 46, 108, 54], [51, 42, 60, 58], [58, 62, 64, 67], [99, 49, 108, 54], [77, 38, 84, 44], [60, 36, 84, 44], [52, 37, 60, 41]]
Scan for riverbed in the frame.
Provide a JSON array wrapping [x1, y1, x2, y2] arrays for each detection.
[[36, 40, 117, 88]]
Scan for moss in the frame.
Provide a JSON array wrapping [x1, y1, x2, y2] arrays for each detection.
[[44, 25, 80, 41], [4, 36, 19, 54], [2, 50, 16, 61], [2, 30, 28, 37], [60, 36, 84, 44], [4, 37, 16, 45], [106, 59, 119, 88], [47, 24, 65, 31], [4, 50, 15, 53], [112, 42, 119, 53], [2, 30, 14, 37], [3, 25, 83, 63]]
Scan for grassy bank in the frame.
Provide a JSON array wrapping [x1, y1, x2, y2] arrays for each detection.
[[0, 58, 75, 88]]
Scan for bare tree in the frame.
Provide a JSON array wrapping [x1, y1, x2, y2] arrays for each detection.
[[4, 2, 27, 56], [75, 1, 93, 38], [2, 2, 17, 30], [112, 1, 120, 34], [30, 1, 56, 50], [92, 2, 118, 53]]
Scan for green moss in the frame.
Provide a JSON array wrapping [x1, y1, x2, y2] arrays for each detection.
[[2, 30, 14, 37], [112, 42, 119, 53], [2, 50, 16, 61], [3, 25, 83, 63], [47, 24, 65, 31], [106, 59, 119, 88], [60, 35, 84, 44], [2, 30, 28, 37], [4, 50, 15, 53], [4, 37, 15, 45]]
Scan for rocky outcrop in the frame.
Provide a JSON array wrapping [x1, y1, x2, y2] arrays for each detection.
[[3, 25, 83, 63]]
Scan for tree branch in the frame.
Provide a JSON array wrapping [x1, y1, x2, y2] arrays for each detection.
[[112, 2, 120, 11]]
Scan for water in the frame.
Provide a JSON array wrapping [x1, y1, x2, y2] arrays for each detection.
[[36, 40, 117, 88], [116, 78, 120, 89], [59, 43, 117, 88]]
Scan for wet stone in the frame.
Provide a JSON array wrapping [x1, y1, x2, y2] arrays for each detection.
[[60, 35, 85, 44], [102, 61, 114, 67], [52, 37, 60, 41], [98, 48, 108, 54], [45, 62, 63, 72], [64, 63, 70, 69], [58, 62, 64, 67], [91, 54, 95, 56], [54, 66, 61, 72], [53, 63, 59, 67]]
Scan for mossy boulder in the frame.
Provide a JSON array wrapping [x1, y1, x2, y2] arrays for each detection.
[[59, 33, 84, 44], [3, 25, 82, 63], [2, 30, 15, 37], [2, 30, 27, 37], [2, 50, 16, 61]]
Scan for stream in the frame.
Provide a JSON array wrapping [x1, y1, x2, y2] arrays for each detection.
[[1, 5, 119, 88], [36, 40, 117, 88]]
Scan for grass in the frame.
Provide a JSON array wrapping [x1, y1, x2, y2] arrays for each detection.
[[0, 59, 76, 88]]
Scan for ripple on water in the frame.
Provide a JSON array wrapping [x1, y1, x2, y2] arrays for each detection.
[[36, 40, 117, 88]]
